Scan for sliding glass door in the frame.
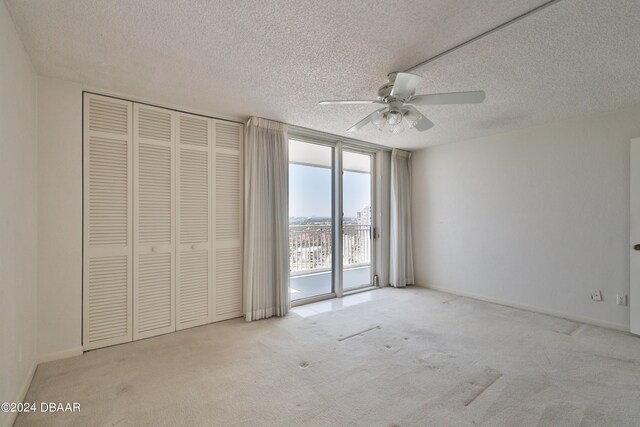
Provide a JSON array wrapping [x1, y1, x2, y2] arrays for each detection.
[[288, 140, 333, 301], [288, 139, 376, 303], [342, 150, 373, 291]]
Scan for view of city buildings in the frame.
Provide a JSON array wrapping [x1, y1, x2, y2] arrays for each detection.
[[356, 204, 371, 226], [289, 205, 371, 274]]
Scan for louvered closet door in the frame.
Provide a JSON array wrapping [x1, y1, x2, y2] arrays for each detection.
[[83, 93, 133, 350], [133, 104, 176, 340], [176, 113, 212, 329], [212, 120, 244, 321]]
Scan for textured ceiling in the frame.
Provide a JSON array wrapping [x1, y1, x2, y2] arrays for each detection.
[[6, 0, 640, 149]]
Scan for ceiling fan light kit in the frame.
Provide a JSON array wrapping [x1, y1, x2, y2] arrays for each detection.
[[319, 72, 485, 135], [371, 101, 421, 134]]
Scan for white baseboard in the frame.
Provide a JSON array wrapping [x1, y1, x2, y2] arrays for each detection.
[[1, 346, 83, 427], [420, 284, 629, 332], [2, 360, 37, 427], [38, 346, 83, 364]]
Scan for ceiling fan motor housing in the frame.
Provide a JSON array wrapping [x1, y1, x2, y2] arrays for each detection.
[[377, 72, 401, 101], [378, 72, 417, 102], [377, 83, 394, 101]]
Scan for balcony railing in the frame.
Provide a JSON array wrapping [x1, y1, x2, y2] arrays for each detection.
[[289, 224, 371, 276]]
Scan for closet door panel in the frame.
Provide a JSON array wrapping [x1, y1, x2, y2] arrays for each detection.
[[212, 120, 243, 321], [176, 113, 212, 329], [83, 93, 133, 350], [133, 104, 176, 340], [85, 95, 245, 348]]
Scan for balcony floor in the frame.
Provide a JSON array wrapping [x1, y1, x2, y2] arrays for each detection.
[[290, 265, 371, 301]]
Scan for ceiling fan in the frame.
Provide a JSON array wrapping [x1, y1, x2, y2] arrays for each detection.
[[319, 72, 485, 134]]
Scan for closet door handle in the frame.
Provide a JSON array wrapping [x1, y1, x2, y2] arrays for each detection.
[[151, 246, 157, 252], [191, 244, 197, 250]]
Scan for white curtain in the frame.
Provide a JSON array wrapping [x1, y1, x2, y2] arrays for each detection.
[[390, 148, 414, 287], [243, 117, 289, 321]]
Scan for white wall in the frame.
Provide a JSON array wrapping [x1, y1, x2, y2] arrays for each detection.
[[412, 106, 640, 330], [0, 2, 39, 426], [37, 76, 83, 361]]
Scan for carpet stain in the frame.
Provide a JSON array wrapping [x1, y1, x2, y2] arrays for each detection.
[[418, 351, 456, 370], [538, 403, 584, 426], [595, 353, 640, 368], [563, 323, 586, 337], [299, 361, 309, 368], [116, 385, 130, 396], [338, 325, 381, 341], [442, 296, 462, 304], [479, 374, 552, 424], [464, 371, 503, 407]]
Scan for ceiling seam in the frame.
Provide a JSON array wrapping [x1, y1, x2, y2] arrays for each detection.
[[403, 0, 565, 73]]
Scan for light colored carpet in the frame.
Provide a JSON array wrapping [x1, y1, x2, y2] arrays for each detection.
[[16, 287, 640, 426]]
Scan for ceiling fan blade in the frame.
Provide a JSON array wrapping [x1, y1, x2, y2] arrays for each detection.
[[346, 108, 386, 132], [390, 72, 424, 99], [319, 100, 384, 105], [406, 105, 434, 132], [409, 90, 486, 106]]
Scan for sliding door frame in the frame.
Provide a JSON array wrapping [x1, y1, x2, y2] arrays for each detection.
[[334, 141, 344, 298], [288, 128, 382, 305], [288, 136, 337, 306], [341, 146, 377, 294]]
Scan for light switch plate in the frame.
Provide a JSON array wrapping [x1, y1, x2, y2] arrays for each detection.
[[591, 290, 603, 302]]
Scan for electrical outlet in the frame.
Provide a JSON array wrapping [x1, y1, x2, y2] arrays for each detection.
[[591, 290, 603, 302], [617, 294, 628, 306]]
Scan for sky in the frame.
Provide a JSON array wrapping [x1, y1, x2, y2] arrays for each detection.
[[289, 164, 370, 218]]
